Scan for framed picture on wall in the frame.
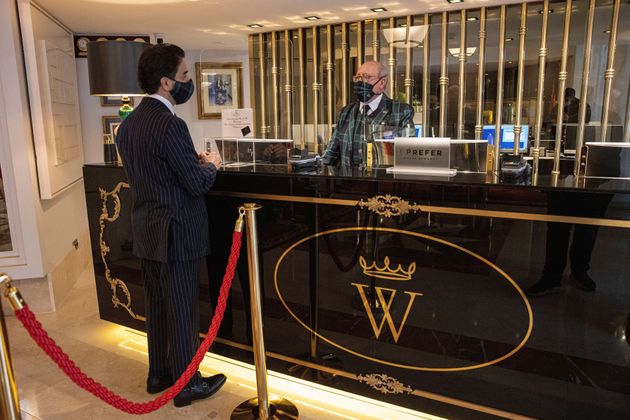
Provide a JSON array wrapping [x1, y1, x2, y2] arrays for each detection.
[[100, 96, 134, 107], [195, 62, 243, 119], [102, 115, 121, 135]]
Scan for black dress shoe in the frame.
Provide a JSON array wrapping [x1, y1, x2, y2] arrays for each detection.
[[571, 272, 596, 291], [146, 375, 174, 394], [525, 280, 561, 297], [174, 374, 226, 408]]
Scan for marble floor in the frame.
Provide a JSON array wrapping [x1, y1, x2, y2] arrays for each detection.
[[3, 267, 435, 420]]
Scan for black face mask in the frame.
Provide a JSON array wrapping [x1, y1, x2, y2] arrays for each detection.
[[353, 81, 376, 103], [169, 79, 195, 105]]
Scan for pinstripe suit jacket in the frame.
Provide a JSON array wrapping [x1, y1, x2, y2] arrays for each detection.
[[116, 97, 217, 263], [322, 95, 414, 166]]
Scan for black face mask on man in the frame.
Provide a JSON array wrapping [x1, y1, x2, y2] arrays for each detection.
[[169, 79, 195, 105], [353, 81, 377, 103]]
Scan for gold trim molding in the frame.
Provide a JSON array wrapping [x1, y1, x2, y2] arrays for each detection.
[[357, 194, 420, 217], [208, 191, 630, 228], [357, 373, 413, 395], [98, 182, 145, 321]]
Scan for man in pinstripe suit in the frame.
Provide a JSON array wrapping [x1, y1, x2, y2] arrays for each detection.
[[116, 43, 226, 407], [322, 60, 414, 167]]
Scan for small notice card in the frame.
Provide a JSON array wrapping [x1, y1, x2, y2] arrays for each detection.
[[221, 108, 254, 138]]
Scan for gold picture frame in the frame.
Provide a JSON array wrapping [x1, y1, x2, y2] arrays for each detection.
[[195, 62, 243, 119], [100, 96, 134, 107], [102, 115, 121, 135]]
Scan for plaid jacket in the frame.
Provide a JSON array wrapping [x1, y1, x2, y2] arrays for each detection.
[[322, 95, 414, 167]]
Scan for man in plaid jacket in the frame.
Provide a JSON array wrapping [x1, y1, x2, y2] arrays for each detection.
[[322, 60, 414, 167]]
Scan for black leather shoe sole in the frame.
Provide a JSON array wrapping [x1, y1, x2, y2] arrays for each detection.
[[174, 374, 227, 408], [147, 376, 174, 394]]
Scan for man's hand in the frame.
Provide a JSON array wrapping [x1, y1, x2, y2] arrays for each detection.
[[199, 151, 222, 169]]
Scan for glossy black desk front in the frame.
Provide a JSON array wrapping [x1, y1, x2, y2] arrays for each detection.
[[84, 164, 630, 419]]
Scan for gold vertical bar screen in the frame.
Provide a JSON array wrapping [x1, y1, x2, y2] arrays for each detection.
[[600, 0, 621, 142], [248, 35, 258, 137], [298, 28, 306, 148], [341, 23, 349, 107], [624, 82, 630, 142], [271, 31, 280, 138], [284, 30, 293, 139], [312, 26, 321, 153], [475, 8, 487, 140], [422, 14, 430, 134], [357, 21, 365, 67], [405, 15, 413, 106], [574, 0, 596, 176], [533, 0, 549, 179], [258, 33, 268, 138], [513, 2, 527, 155], [388, 17, 396, 98], [439, 11, 448, 137], [493, 5, 507, 174], [372, 19, 380, 61], [457, 9, 467, 139], [552, 0, 572, 174], [326, 25, 335, 138]]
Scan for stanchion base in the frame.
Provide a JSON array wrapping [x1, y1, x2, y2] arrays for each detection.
[[286, 352, 342, 384], [231, 396, 299, 419]]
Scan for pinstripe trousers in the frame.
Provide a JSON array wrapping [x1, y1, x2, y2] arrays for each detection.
[[142, 258, 203, 386]]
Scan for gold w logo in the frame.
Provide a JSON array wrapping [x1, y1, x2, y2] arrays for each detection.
[[352, 283, 422, 343]]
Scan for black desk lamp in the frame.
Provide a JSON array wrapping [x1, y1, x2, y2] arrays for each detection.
[[87, 40, 148, 118]]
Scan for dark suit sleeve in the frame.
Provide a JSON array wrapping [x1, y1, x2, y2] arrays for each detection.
[[322, 105, 350, 166], [398, 104, 415, 131], [163, 117, 217, 196]]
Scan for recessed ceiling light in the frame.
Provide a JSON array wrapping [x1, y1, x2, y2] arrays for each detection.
[[447, 0, 463, 3], [506, 37, 514, 42], [603, 29, 612, 34], [371, 7, 387, 12], [539, 9, 554, 14], [248, 24, 263, 28], [305, 16, 320, 21], [467, 16, 479, 21], [399, 23, 407, 27]]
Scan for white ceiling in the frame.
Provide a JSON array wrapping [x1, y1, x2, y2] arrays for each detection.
[[34, 0, 527, 51]]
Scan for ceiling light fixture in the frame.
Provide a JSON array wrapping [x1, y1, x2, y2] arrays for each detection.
[[305, 16, 320, 21], [371, 7, 387, 12], [447, 0, 464, 3], [449, 47, 477, 57], [506, 37, 514, 42], [383, 25, 428, 48], [603, 29, 612, 34], [248, 24, 263, 28], [539, 9, 554, 14], [467, 16, 479, 21]]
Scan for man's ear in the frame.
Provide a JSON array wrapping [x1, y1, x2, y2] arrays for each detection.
[[160, 76, 172, 92]]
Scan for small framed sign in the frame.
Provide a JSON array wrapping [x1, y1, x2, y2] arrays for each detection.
[[387, 137, 456, 176]]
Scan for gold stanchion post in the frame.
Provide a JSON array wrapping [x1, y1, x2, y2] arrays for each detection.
[[0, 273, 22, 420], [231, 205, 298, 420]]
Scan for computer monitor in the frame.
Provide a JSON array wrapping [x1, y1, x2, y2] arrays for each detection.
[[482, 124, 529, 152]]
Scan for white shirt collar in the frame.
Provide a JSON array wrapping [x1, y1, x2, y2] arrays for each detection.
[[148, 93, 175, 115], [360, 93, 383, 115]]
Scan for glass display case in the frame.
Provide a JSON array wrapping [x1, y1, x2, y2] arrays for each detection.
[[205, 138, 293, 167]]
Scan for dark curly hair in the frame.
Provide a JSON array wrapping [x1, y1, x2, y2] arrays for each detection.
[[138, 44, 185, 94]]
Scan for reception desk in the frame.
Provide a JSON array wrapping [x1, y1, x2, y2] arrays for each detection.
[[83, 163, 630, 419]]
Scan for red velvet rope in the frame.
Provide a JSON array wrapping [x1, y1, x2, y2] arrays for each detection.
[[14, 230, 242, 414]]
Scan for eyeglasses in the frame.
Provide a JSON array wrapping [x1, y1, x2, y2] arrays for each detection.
[[352, 73, 385, 83]]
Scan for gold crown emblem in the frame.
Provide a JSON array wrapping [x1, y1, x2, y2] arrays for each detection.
[[359, 256, 416, 281]]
